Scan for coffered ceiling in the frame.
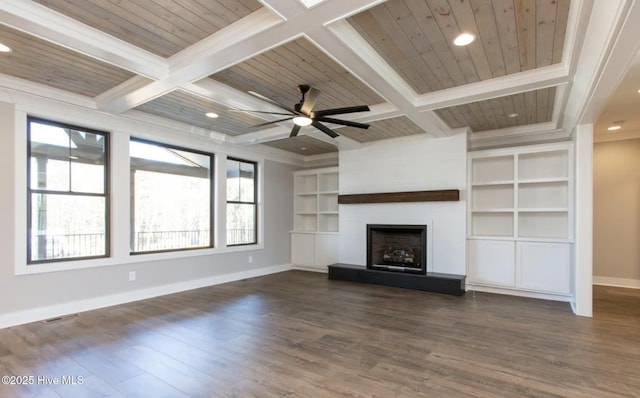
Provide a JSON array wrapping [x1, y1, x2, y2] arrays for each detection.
[[0, 0, 598, 157]]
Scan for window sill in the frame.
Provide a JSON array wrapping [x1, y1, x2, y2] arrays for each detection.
[[15, 242, 264, 276]]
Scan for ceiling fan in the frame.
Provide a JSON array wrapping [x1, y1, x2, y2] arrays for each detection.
[[233, 85, 371, 138]]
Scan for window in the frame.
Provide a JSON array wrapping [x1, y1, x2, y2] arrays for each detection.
[[130, 139, 213, 253], [227, 158, 257, 246], [27, 118, 109, 263]]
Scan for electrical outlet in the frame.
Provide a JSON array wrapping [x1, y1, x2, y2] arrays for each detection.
[[248, 256, 253, 264], [129, 271, 136, 282]]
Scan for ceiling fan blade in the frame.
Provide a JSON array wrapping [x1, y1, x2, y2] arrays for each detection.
[[290, 124, 301, 138], [301, 87, 320, 115], [253, 117, 293, 128], [312, 105, 370, 117], [315, 117, 370, 129], [229, 109, 293, 116], [312, 121, 339, 138], [248, 90, 297, 113]]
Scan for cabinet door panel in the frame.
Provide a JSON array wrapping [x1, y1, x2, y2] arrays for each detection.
[[517, 242, 570, 294], [468, 240, 515, 287], [315, 234, 339, 266], [291, 233, 314, 266]]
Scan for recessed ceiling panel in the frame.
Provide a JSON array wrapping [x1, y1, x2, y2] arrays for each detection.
[[135, 90, 265, 135], [348, 0, 570, 94], [435, 88, 556, 132], [34, 0, 263, 57], [0, 25, 136, 97], [261, 135, 337, 156], [210, 37, 385, 112], [337, 116, 425, 143]]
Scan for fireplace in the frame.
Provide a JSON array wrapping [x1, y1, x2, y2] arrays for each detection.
[[367, 224, 427, 274]]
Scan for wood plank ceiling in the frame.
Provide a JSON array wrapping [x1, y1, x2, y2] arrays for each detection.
[[348, 0, 569, 93], [0, 0, 576, 156], [0, 24, 137, 96], [32, 0, 262, 57]]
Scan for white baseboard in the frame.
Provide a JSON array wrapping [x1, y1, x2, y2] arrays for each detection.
[[466, 283, 572, 302], [0, 263, 293, 330], [593, 276, 640, 289], [291, 264, 328, 273]]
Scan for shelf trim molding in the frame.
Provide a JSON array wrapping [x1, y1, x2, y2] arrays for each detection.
[[338, 189, 460, 204]]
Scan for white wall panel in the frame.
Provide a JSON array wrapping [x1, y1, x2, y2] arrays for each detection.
[[338, 134, 467, 275]]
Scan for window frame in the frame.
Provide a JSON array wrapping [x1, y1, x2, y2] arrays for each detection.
[[226, 157, 258, 247], [129, 137, 215, 255], [26, 116, 110, 265]]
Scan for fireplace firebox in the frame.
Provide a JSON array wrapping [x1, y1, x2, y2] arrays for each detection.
[[367, 224, 427, 274]]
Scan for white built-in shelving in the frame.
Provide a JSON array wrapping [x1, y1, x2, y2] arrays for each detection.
[[294, 167, 339, 233], [467, 143, 573, 298], [291, 167, 339, 271]]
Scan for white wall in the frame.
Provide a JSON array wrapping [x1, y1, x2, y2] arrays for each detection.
[[338, 133, 467, 275], [593, 138, 640, 288], [0, 97, 297, 328]]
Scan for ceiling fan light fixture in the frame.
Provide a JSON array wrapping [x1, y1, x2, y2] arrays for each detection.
[[293, 116, 312, 126], [453, 32, 475, 46], [0, 43, 12, 53]]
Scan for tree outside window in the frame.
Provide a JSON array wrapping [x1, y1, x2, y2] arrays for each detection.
[[130, 139, 213, 253], [27, 118, 109, 263]]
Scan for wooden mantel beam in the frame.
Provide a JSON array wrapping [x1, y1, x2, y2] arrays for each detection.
[[338, 189, 460, 204]]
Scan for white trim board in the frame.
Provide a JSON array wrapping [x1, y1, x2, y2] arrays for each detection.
[[593, 276, 640, 289], [465, 284, 573, 303], [0, 263, 293, 330]]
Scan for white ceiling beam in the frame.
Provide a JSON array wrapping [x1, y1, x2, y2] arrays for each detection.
[[315, 21, 451, 138], [96, 8, 284, 113], [97, 0, 387, 114], [413, 64, 570, 111], [564, 0, 640, 132], [0, 0, 167, 80], [0, 73, 97, 110]]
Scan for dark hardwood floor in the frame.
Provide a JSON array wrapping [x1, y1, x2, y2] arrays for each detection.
[[0, 271, 639, 397]]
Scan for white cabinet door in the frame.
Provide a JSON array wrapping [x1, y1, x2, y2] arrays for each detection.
[[467, 240, 515, 287], [517, 242, 571, 294], [291, 233, 314, 266], [314, 234, 339, 266]]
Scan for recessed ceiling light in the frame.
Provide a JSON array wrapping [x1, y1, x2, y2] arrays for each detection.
[[453, 32, 475, 46], [301, 147, 307, 151], [0, 43, 12, 53], [607, 125, 622, 131], [293, 116, 312, 126], [508, 113, 518, 118], [205, 112, 219, 118]]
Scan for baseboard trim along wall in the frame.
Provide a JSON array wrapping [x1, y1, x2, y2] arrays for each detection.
[[593, 276, 640, 289], [465, 283, 573, 302], [0, 263, 293, 330], [291, 265, 328, 273]]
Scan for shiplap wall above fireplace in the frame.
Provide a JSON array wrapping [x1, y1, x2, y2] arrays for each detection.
[[338, 133, 466, 275]]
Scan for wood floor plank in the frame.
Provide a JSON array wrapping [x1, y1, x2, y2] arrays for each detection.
[[0, 272, 639, 397]]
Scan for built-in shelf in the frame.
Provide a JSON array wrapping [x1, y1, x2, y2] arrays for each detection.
[[292, 167, 340, 270], [467, 142, 574, 298], [338, 189, 459, 204]]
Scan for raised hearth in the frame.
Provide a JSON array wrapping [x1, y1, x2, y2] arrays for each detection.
[[328, 263, 465, 296]]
